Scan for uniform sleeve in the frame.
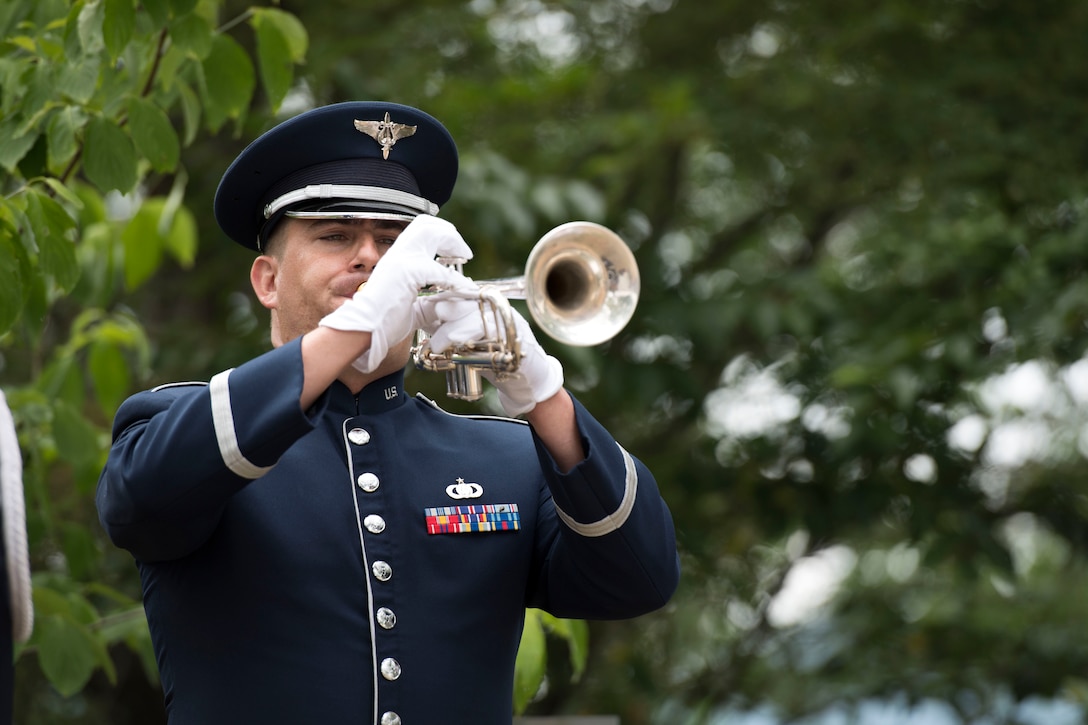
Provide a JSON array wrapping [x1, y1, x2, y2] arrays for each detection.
[[526, 394, 681, 620], [96, 339, 322, 563]]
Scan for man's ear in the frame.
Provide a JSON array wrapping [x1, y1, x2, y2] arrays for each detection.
[[250, 255, 279, 310]]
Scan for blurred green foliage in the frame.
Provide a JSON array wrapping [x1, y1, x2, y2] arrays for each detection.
[[4, 0, 1088, 723]]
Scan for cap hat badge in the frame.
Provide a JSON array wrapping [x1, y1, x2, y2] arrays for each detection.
[[353, 112, 417, 159]]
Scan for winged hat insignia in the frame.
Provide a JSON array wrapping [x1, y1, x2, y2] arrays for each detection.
[[353, 112, 417, 159]]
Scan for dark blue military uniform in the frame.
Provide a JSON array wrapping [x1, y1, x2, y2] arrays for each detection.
[[97, 338, 680, 724]]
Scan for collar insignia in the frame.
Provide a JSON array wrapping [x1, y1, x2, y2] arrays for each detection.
[[446, 477, 483, 500], [353, 112, 417, 159]]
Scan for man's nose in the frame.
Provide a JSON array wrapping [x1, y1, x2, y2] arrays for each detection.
[[350, 238, 381, 270]]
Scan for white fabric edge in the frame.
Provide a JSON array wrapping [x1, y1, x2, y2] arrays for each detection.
[[341, 420, 381, 725], [209, 371, 273, 479], [0, 390, 33, 643], [553, 442, 638, 538], [263, 184, 439, 218]]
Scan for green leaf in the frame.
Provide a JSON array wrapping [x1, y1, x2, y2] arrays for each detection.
[[61, 523, 99, 581], [540, 614, 589, 680], [126, 96, 180, 172], [37, 354, 83, 409], [43, 178, 86, 212], [25, 191, 80, 291], [95, 606, 148, 644], [140, 0, 170, 27], [176, 79, 201, 146], [60, 1, 85, 59], [51, 401, 100, 469], [513, 609, 547, 714], [17, 132, 49, 179], [46, 106, 84, 174], [120, 201, 164, 290], [83, 582, 141, 609], [82, 116, 138, 194], [75, 0, 105, 57], [201, 34, 254, 132], [0, 57, 31, 112], [0, 114, 39, 173], [168, 11, 213, 60], [32, 586, 74, 618], [0, 219, 26, 335], [88, 338, 131, 414], [117, 194, 197, 286], [3, 200, 35, 255], [253, 15, 292, 112], [37, 614, 99, 697], [90, 604, 158, 685], [169, 0, 199, 16], [162, 202, 197, 267], [102, 0, 136, 60], [27, 275, 50, 334], [251, 7, 308, 61]]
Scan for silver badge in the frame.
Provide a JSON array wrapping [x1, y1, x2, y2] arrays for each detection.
[[446, 477, 483, 500], [353, 112, 417, 159]]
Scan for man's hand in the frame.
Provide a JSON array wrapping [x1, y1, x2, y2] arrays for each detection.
[[319, 216, 474, 372], [415, 294, 564, 416]]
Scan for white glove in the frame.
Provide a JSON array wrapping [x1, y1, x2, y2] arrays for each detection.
[[415, 294, 564, 416], [319, 215, 474, 373], [413, 293, 493, 353]]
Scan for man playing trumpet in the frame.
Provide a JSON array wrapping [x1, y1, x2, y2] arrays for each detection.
[[96, 101, 680, 725]]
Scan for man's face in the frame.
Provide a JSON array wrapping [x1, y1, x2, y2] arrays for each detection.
[[251, 217, 407, 346]]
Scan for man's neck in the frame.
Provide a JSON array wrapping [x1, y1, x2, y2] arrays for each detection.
[[339, 358, 408, 395]]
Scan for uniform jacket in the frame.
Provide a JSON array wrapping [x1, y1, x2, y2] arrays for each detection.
[[96, 338, 680, 725]]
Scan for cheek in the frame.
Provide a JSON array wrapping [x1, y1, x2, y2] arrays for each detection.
[[283, 262, 339, 311], [280, 254, 321, 289]]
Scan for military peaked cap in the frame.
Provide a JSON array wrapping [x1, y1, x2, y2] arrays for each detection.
[[214, 101, 458, 251]]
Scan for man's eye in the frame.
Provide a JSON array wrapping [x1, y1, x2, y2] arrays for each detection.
[[377, 236, 398, 247]]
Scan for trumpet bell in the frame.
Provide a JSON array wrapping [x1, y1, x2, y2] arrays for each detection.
[[524, 221, 640, 347], [412, 220, 640, 401]]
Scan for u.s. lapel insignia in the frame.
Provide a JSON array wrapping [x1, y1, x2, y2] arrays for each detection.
[[353, 112, 417, 159], [446, 477, 483, 500]]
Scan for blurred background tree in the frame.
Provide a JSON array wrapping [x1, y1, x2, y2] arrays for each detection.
[[4, 0, 1088, 723]]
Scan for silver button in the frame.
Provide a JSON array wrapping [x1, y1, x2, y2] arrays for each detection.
[[363, 514, 386, 534], [372, 561, 392, 581], [380, 712, 401, 725], [357, 472, 380, 492], [380, 657, 401, 681], [347, 428, 371, 445], [376, 607, 396, 629]]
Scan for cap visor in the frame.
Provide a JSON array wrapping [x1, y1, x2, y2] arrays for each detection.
[[284, 210, 418, 222]]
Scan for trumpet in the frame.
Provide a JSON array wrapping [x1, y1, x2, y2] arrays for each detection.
[[412, 221, 640, 401]]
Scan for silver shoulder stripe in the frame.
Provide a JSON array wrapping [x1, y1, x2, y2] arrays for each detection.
[[554, 443, 638, 537], [413, 393, 530, 426], [151, 381, 207, 392], [209, 370, 273, 479]]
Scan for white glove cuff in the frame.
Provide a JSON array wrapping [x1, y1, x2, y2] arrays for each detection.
[[348, 333, 387, 374], [498, 354, 564, 417]]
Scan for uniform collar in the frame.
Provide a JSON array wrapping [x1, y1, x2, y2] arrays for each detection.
[[326, 369, 408, 416]]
